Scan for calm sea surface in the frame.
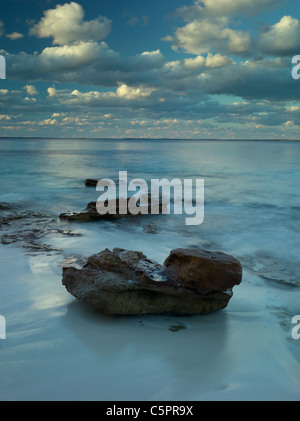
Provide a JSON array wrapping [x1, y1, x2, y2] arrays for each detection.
[[0, 138, 299, 277]]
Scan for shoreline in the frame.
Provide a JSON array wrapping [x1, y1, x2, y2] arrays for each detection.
[[0, 237, 300, 400]]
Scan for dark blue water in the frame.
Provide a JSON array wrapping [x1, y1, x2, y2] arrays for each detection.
[[0, 138, 299, 276]]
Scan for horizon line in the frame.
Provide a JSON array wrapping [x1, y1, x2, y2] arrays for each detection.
[[0, 136, 300, 142]]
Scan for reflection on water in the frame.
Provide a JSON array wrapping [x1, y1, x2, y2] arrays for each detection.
[[63, 300, 229, 384]]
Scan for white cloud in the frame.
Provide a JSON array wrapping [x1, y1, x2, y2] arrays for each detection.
[[164, 17, 251, 55], [38, 118, 57, 126], [6, 32, 24, 40], [24, 85, 38, 96], [40, 40, 108, 66], [52, 112, 64, 117], [176, 0, 282, 19], [0, 114, 10, 121], [116, 84, 153, 100], [182, 56, 205, 69], [47, 84, 154, 106], [259, 16, 300, 56], [182, 53, 231, 70], [29, 2, 111, 45], [205, 53, 232, 68], [47, 87, 58, 97], [24, 97, 36, 102]]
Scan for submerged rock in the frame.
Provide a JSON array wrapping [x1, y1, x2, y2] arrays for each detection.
[[60, 200, 140, 221], [0, 201, 82, 253], [84, 178, 121, 187], [60, 201, 105, 221], [143, 222, 160, 234], [85, 179, 98, 187], [59, 197, 166, 221], [62, 247, 242, 316]]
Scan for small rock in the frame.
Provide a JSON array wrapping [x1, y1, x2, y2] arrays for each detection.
[[143, 223, 160, 234], [85, 179, 98, 187]]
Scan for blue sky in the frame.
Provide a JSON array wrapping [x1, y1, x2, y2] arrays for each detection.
[[1, 0, 300, 139]]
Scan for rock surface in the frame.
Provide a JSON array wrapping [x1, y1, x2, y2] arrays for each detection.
[[62, 247, 242, 315], [85, 179, 98, 187], [59, 197, 166, 221], [0, 202, 81, 253], [164, 248, 243, 292]]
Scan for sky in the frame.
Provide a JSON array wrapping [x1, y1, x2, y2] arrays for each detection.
[[0, 0, 300, 139]]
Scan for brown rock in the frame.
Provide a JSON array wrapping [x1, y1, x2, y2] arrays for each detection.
[[163, 248, 242, 292], [59, 196, 167, 221], [62, 247, 242, 316]]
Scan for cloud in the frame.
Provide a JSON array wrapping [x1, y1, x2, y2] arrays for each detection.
[[47, 83, 155, 106], [0, 114, 10, 121], [191, 58, 298, 101], [38, 118, 57, 126], [159, 53, 233, 93], [24, 85, 38, 96], [259, 16, 300, 56], [126, 16, 139, 27], [6, 32, 24, 40], [205, 53, 232, 68], [40, 40, 112, 68], [181, 54, 232, 69], [29, 2, 111, 45], [1, 83, 300, 140], [164, 0, 288, 58], [175, 0, 283, 19], [164, 17, 251, 56], [123, 12, 149, 27], [116, 84, 153, 100], [6, 42, 165, 87], [283, 120, 294, 126], [2, 0, 299, 139]]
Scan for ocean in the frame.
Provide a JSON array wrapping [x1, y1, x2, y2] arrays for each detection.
[[0, 138, 299, 400]]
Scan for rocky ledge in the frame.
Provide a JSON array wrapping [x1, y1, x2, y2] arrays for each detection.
[[59, 196, 166, 221], [62, 247, 242, 315]]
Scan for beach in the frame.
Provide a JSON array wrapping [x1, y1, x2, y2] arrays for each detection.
[[0, 138, 300, 400]]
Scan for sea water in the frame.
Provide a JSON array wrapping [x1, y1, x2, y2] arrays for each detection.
[[0, 138, 299, 400]]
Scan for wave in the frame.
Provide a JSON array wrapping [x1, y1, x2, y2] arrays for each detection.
[[242, 252, 300, 288]]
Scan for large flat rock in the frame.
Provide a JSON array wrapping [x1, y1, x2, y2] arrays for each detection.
[[62, 248, 242, 316]]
